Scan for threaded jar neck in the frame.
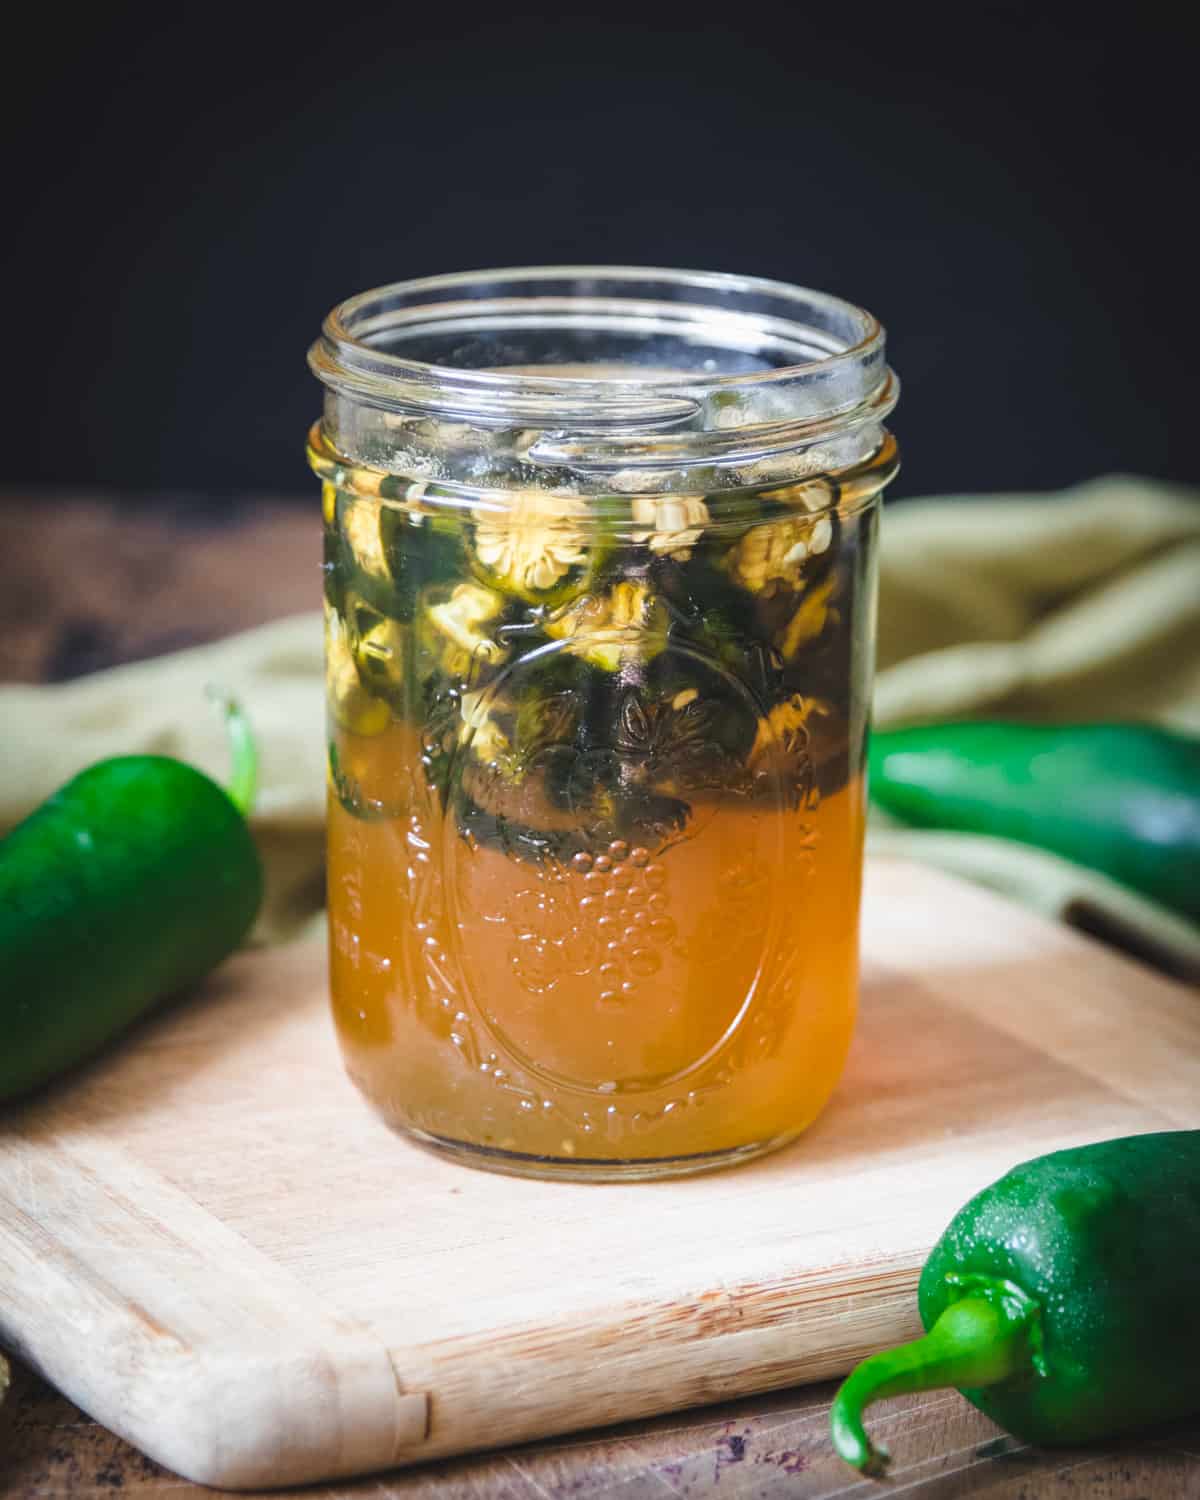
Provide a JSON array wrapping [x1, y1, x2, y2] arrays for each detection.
[[309, 266, 898, 499]]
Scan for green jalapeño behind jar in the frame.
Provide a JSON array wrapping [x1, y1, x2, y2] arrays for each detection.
[[309, 268, 899, 1179]]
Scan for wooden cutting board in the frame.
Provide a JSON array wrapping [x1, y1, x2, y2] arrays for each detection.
[[1, 859, 1196, 1491]]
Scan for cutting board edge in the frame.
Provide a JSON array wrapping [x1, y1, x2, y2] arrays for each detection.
[[3, 859, 1196, 1487], [0, 1142, 429, 1490], [0, 1308, 430, 1492], [377, 1254, 928, 1471], [0, 1210, 924, 1488]]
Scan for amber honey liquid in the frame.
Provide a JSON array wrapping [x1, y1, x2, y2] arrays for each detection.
[[329, 723, 865, 1171], [317, 440, 881, 1177]]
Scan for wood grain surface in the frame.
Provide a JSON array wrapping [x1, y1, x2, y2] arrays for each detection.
[[2, 863, 1198, 1488], [2, 491, 1199, 1500]]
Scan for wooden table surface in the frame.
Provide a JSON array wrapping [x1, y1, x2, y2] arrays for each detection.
[[2, 490, 1198, 1500]]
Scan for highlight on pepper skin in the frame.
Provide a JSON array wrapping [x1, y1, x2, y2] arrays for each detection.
[[830, 1131, 1200, 1476]]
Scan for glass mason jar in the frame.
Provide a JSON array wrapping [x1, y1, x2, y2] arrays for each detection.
[[308, 267, 898, 1180]]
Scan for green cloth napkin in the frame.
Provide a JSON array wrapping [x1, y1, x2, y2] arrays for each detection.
[[870, 474, 1200, 979], [1, 475, 1197, 971]]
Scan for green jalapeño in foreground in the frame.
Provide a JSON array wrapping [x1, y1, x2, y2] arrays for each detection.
[[309, 268, 899, 1178]]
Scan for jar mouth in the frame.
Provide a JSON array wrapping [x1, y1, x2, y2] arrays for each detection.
[[309, 266, 898, 490]]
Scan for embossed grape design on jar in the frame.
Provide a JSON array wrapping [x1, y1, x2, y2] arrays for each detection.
[[309, 268, 898, 1179]]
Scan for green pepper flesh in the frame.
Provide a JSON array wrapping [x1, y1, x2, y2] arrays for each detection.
[[868, 722, 1200, 921], [0, 705, 263, 1102], [831, 1131, 1200, 1476]]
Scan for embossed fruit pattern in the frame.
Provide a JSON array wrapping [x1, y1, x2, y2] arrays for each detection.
[[322, 469, 876, 1167], [506, 842, 671, 1002]]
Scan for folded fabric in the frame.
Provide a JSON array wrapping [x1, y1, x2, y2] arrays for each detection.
[[866, 819, 1200, 980], [1, 476, 1196, 969], [875, 474, 1200, 732], [871, 475, 1200, 978], [0, 617, 327, 943]]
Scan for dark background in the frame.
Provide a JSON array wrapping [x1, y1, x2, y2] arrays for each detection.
[[4, 4, 1195, 502]]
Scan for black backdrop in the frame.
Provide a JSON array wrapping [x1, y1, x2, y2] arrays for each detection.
[[5, 4, 1195, 501]]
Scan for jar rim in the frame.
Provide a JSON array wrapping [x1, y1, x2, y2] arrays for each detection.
[[314, 265, 885, 401], [308, 266, 897, 490]]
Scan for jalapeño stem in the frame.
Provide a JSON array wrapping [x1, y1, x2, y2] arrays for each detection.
[[209, 689, 259, 818], [830, 1286, 1041, 1478]]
